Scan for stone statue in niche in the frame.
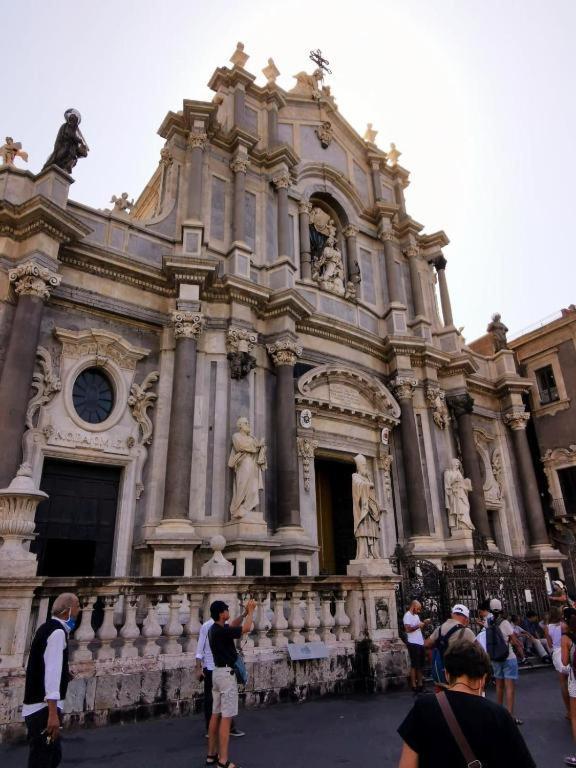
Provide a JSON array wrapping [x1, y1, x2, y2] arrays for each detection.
[[316, 236, 345, 296], [487, 313, 509, 352], [43, 108, 89, 174], [351, 454, 383, 560], [444, 458, 474, 531], [228, 416, 267, 519], [315, 121, 333, 148]]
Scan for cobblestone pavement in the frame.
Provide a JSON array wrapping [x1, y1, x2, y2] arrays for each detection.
[[1, 668, 571, 767]]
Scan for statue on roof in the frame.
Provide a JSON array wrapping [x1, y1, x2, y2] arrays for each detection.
[[110, 192, 134, 215], [262, 58, 280, 85], [387, 143, 401, 167], [487, 313, 509, 352], [43, 109, 89, 174], [230, 41, 249, 69], [0, 137, 28, 166]]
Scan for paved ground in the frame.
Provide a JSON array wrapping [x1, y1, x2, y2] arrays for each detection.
[[1, 668, 572, 767]]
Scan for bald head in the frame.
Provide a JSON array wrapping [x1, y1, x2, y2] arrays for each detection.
[[52, 592, 80, 617], [410, 600, 422, 614]]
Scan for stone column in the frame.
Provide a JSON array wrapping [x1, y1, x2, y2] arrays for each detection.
[[380, 232, 403, 305], [433, 255, 454, 327], [187, 130, 208, 222], [298, 201, 312, 280], [448, 393, 491, 540], [404, 245, 426, 319], [233, 85, 246, 128], [391, 378, 430, 537], [230, 156, 249, 245], [0, 262, 61, 487], [162, 310, 204, 521], [273, 172, 291, 259], [343, 224, 361, 287], [267, 338, 303, 529], [267, 103, 279, 149], [504, 409, 549, 546], [370, 160, 383, 201]]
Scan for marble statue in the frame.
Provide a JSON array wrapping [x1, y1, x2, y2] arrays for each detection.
[[0, 137, 28, 166], [487, 313, 509, 352], [43, 108, 89, 174], [351, 454, 383, 559], [387, 142, 401, 167], [228, 417, 267, 518], [444, 459, 474, 531], [315, 121, 333, 148], [315, 236, 345, 296], [110, 192, 134, 214]]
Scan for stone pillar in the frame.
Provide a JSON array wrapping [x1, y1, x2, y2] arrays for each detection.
[[233, 85, 246, 128], [298, 201, 312, 280], [267, 103, 279, 149], [187, 130, 208, 222], [448, 393, 491, 541], [370, 160, 383, 201], [391, 378, 430, 537], [273, 172, 291, 259], [380, 232, 403, 305], [343, 224, 361, 287], [394, 180, 407, 218], [230, 155, 249, 245], [433, 255, 454, 327], [162, 310, 204, 521], [404, 245, 426, 319], [0, 262, 61, 487], [267, 338, 303, 529], [504, 409, 549, 546]]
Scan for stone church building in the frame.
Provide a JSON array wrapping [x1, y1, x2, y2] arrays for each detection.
[[0, 43, 562, 587]]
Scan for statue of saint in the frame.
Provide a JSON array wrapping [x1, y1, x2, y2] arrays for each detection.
[[351, 454, 383, 559], [228, 417, 267, 518], [444, 459, 474, 531], [0, 137, 28, 166], [487, 313, 509, 352], [316, 236, 345, 296], [43, 109, 89, 174]]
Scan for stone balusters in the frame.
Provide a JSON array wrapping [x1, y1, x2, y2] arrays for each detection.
[[334, 591, 351, 641], [304, 591, 321, 642], [73, 595, 96, 662], [119, 592, 141, 659], [288, 592, 305, 644], [254, 592, 272, 648], [183, 593, 202, 653], [433, 255, 454, 327], [96, 596, 118, 661], [271, 591, 289, 647], [142, 596, 162, 657], [298, 200, 312, 280], [162, 594, 183, 655], [319, 592, 336, 643]]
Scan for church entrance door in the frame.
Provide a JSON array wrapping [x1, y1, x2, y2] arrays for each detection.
[[32, 459, 121, 576], [315, 457, 355, 574]]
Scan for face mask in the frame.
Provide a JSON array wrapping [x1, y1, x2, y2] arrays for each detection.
[[63, 608, 77, 632]]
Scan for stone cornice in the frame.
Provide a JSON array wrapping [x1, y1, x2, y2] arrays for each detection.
[[0, 196, 91, 243], [162, 255, 220, 288], [438, 353, 479, 377], [54, 327, 150, 369], [201, 273, 270, 311], [258, 288, 314, 322], [297, 316, 386, 361]]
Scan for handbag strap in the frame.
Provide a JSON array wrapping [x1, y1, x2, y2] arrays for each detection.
[[436, 692, 482, 768]]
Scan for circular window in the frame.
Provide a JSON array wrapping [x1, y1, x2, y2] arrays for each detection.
[[72, 368, 114, 424]]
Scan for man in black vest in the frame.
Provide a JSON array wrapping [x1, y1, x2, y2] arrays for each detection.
[[22, 592, 80, 768]]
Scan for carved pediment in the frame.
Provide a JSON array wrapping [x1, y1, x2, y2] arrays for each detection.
[[54, 328, 149, 370], [297, 365, 400, 425]]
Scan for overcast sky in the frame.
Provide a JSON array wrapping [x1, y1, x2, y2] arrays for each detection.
[[5, 0, 575, 340]]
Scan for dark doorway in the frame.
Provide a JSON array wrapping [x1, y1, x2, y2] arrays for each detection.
[[315, 457, 355, 574], [31, 459, 121, 576]]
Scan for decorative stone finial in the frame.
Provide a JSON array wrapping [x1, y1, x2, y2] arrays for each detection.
[[0, 137, 28, 166], [364, 124, 378, 143], [201, 535, 234, 577], [230, 41, 249, 68], [387, 143, 401, 167], [262, 57, 280, 84]]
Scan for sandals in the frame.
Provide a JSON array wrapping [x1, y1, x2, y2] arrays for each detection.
[[206, 755, 218, 766], [217, 761, 242, 768]]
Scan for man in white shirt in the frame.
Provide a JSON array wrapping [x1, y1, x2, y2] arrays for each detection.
[[22, 592, 80, 768], [195, 616, 245, 738], [403, 600, 430, 693]]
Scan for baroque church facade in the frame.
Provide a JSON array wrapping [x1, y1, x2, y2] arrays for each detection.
[[0, 44, 563, 584]]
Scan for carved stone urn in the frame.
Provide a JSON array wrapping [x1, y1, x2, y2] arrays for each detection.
[[0, 463, 47, 577]]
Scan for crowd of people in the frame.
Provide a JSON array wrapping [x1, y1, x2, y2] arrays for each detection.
[[399, 581, 576, 766]]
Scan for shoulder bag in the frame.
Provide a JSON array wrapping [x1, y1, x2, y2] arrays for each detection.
[[436, 691, 482, 768]]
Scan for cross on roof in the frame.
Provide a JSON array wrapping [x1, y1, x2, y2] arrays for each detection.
[[309, 49, 332, 77]]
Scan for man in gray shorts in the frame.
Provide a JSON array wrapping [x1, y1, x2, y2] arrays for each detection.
[[207, 598, 256, 768]]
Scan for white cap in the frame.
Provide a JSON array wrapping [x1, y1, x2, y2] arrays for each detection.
[[451, 604, 470, 619], [489, 598, 503, 612]]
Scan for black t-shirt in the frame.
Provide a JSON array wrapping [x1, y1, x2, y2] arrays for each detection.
[[209, 623, 242, 667], [398, 691, 536, 768]]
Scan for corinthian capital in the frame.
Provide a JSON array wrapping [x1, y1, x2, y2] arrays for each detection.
[[171, 310, 205, 340], [298, 200, 313, 215], [378, 229, 396, 243], [343, 224, 359, 238], [267, 337, 302, 366], [503, 409, 530, 431], [390, 376, 418, 400], [272, 172, 291, 190], [227, 326, 257, 354], [9, 261, 61, 300], [188, 130, 208, 150], [403, 245, 420, 258], [230, 156, 249, 174]]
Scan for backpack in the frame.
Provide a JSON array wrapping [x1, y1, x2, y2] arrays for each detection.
[[486, 616, 509, 662], [431, 624, 465, 684]]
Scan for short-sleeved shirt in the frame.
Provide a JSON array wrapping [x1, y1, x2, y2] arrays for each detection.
[[495, 618, 516, 660], [428, 619, 476, 649], [403, 611, 424, 645], [398, 691, 536, 768], [209, 622, 242, 668]]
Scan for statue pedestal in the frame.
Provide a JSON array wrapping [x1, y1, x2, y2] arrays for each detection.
[[347, 558, 394, 577], [147, 518, 201, 577], [0, 464, 47, 578], [445, 528, 476, 555], [223, 512, 268, 540]]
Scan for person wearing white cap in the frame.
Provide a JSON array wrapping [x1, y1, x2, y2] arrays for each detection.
[[488, 598, 525, 725], [425, 604, 477, 688]]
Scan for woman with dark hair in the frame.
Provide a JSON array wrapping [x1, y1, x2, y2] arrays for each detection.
[[397, 639, 535, 767]]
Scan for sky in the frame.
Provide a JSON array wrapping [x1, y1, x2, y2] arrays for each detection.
[[5, 0, 575, 340]]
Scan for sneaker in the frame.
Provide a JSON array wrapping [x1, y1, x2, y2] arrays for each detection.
[[230, 727, 245, 737], [514, 718, 524, 726], [564, 757, 576, 766]]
